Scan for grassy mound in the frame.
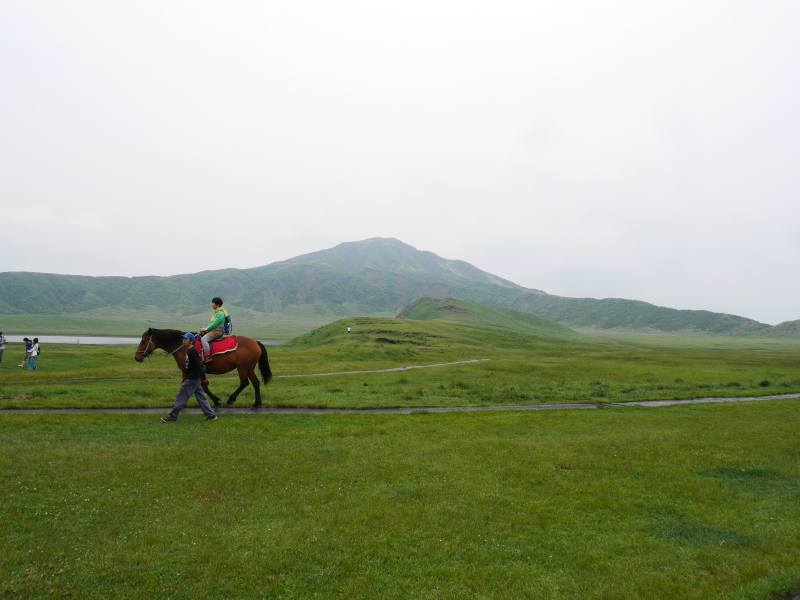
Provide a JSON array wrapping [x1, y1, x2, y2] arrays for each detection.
[[281, 314, 577, 354], [397, 297, 581, 339]]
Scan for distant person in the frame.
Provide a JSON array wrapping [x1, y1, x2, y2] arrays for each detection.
[[18, 338, 32, 368], [161, 333, 217, 423], [27, 338, 39, 370], [199, 296, 229, 363], [347, 327, 351, 335], [0, 331, 6, 365]]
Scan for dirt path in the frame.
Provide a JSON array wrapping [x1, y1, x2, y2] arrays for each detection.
[[12, 359, 493, 384]]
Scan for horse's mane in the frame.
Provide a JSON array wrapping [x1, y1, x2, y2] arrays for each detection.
[[149, 328, 187, 347]]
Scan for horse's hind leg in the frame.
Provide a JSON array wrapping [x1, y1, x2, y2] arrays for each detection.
[[249, 369, 261, 409], [226, 377, 250, 407], [202, 381, 222, 408]]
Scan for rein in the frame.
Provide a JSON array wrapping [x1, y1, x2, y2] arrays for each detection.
[[164, 345, 184, 357]]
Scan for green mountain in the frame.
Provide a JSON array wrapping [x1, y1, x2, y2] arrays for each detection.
[[0, 238, 542, 318], [516, 295, 771, 336], [397, 297, 581, 340], [0, 237, 793, 336], [760, 319, 800, 337], [274, 238, 523, 287]]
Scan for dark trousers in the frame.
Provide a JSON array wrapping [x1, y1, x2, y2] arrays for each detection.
[[169, 379, 216, 420]]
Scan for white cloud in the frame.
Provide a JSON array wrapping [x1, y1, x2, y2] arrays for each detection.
[[2, 204, 105, 233]]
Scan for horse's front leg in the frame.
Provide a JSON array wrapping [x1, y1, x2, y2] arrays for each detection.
[[226, 377, 250, 407], [202, 380, 222, 408]]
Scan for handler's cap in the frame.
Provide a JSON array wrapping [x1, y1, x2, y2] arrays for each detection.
[[183, 333, 196, 341]]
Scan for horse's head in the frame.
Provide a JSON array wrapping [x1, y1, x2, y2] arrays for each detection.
[[134, 328, 156, 362], [135, 328, 188, 362]]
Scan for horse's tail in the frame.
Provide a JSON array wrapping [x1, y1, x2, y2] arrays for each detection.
[[257, 341, 273, 384]]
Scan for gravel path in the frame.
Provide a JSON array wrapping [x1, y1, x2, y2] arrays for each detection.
[[1, 393, 798, 415]]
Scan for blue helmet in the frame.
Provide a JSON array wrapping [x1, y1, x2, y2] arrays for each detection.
[[183, 333, 196, 341]]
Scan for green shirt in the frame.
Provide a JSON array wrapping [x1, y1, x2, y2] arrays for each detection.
[[206, 308, 228, 331]]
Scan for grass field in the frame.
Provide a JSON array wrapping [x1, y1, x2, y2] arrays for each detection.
[[1, 402, 799, 599], [1, 319, 799, 599]]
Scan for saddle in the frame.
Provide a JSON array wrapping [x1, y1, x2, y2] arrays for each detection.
[[195, 336, 238, 357]]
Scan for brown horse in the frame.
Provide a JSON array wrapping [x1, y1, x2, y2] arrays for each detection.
[[134, 328, 273, 408]]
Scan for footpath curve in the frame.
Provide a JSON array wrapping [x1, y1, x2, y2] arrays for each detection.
[[11, 359, 493, 385]]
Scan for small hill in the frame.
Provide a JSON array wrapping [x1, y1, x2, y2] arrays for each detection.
[[397, 297, 581, 340], [282, 316, 586, 355]]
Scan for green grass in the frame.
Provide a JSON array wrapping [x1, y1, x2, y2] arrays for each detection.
[[1, 402, 799, 599], [2, 319, 800, 598], [2, 319, 800, 410]]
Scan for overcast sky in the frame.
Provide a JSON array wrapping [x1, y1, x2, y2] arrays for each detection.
[[2, 1, 798, 324]]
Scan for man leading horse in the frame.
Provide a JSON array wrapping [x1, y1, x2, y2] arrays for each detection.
[[135, 326, 272, 409]]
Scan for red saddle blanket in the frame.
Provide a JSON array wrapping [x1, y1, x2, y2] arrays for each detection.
[[195, 336, 238, 356]]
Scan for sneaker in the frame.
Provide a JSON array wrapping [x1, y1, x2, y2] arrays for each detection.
[[204, 415, 218, 421], [161, 417, 177, 423]]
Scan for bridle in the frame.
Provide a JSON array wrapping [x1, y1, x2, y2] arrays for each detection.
[[135, 332, 184, 359], [135, 333, 156, 359]]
